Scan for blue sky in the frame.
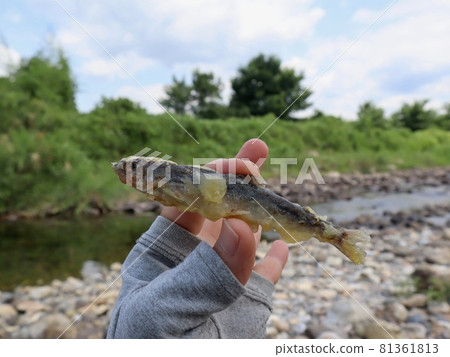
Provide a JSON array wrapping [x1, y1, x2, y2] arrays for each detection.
[[1, 0, 449, 119]]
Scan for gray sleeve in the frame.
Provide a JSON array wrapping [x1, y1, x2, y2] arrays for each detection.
[[107, 216, 274, 339]]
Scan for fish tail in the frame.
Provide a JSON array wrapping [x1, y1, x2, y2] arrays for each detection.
[[330, 228, 371, 265]]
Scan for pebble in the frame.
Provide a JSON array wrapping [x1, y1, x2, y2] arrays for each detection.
[[14, 300, 50, 314], [402, 323, 427, 339], [81, 261, 108, 282], [317, 331, 342, 339], [402, 294, 428, 308], [0, 304, 18, 325], [356, 320, 401, 339], [28, 286, 53, 300], [0, 292, 14, 304], [29, 314, 76, 339], [427, 301, 449, 315], [387, 302, 408, 322], [110, 262, 122, 272], [406, 313, 428, 324], [319, 289, 338, 300]]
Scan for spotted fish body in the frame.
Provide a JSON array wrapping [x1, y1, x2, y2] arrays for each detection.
[[113, 156, 370, 264]]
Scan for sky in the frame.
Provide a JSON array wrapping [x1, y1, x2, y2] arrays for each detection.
[[0, 0, 449, 119]]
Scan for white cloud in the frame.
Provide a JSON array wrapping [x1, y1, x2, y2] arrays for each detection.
[[285, 0, 450, 118], [139, 0, 324, 43], [0, 45, 21, 77], [116, 84, 166, 114], [352, 8, 378, 23], [53, 0, 324, 66], [81, 51, 156, 78]]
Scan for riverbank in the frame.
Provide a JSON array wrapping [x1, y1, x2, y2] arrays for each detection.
[[0, 202, 448, 339], [2, 166, 449, 221]]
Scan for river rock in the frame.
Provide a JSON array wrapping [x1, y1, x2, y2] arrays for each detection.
[[0, 292, 14, 304], [270, 315, 290, 333], [402, 322, 427, 339], [29, 314, 76, 339], [424, 248, 450, 265], [0, 304, 18, 325], [81, 261, 108, 282], [326, 256, 343, 267], [14, 300, 50, 314], [61, 277, 84, 293], [317, 331, 342, 339], [406, 311, 428, 324], [402, 294, 427, 308], [323, 299, 373, 327], [0, 323, 10, 339], [306, 322, 348, 339], [92, 304, 109, 316], [110, 262, 122, 272], [319, 289, 338, 300], [427, 301, 449, 315], [17, 311, 45, 326], [28, 286, 53, 300], [356, 319, 401, 339], [386, 302, 408, 322], [266, 326, 278, 338], [96, 290, 120, 305], [75, 321, 106, 339]]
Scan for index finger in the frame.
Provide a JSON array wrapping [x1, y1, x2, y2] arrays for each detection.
[[236, 138, 269, 168]]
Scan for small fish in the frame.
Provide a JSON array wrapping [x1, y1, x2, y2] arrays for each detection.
[[113, 156, 370, 264]]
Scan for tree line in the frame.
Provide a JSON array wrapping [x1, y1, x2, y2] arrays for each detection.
[[0, 48, 449, 132], [160, 53, 449, 131]]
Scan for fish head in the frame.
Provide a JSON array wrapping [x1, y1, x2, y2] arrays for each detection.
[[112, 156, 173, 191]]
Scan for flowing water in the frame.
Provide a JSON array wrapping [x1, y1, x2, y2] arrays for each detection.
[[311, 186, 450, 222]]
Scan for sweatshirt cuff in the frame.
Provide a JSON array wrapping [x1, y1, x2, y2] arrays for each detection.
[[245, 271, 274, 309], [138, 216, 201, 265], [194, 241, 246, 300]]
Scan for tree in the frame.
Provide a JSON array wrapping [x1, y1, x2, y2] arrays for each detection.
[[190, 70, 222, 117], [13, 49, 77, 110], [391, 100, 437, 131], [161, 70, 224, 118], [356, 101, 388, 130], [91, 97, 147, 116], [437, 103, 450, 130], [161, 77, 191, 115], [230, 54, 311, 118]]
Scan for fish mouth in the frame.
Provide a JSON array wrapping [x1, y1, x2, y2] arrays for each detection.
[[112, 160, 129, 185], [112, 159, 158, 191]]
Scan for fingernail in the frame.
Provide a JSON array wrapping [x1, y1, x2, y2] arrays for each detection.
[[218, 220, 239, 256]]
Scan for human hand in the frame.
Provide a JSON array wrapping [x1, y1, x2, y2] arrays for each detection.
[[161, 139, 289, 286]]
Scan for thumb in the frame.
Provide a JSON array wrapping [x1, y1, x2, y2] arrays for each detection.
[[213, 219, 256, 285]]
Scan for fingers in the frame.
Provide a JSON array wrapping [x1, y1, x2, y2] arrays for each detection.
[[205, 158, 261, 177], [253, 240, 289, 284], [160, 207, 206, 235], [253, 225, 262, 245], [236, 139, 269, 167], [197, 218, 224, 246], [214, 218, 256, 285]]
